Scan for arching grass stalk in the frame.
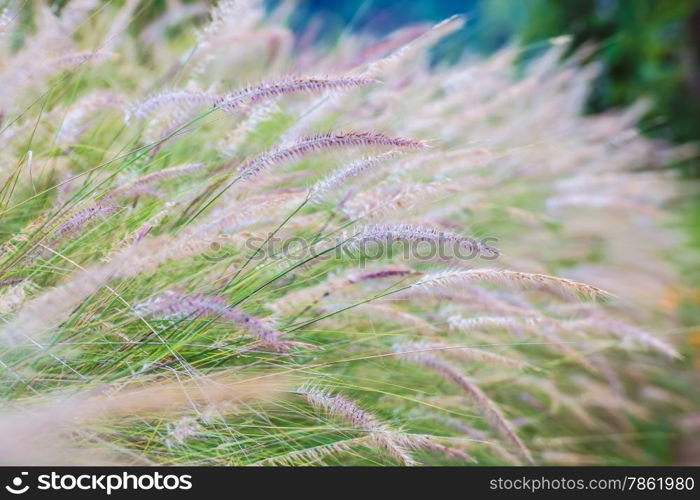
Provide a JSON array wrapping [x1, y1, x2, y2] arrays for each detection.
[[229, 240, 349, 310], [222, 197, 310, 291]]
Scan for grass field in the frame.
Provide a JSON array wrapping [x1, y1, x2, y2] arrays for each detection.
[[0, 0, 698, 466]]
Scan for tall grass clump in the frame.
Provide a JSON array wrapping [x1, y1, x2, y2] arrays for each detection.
[[0, 1, 695, 465]]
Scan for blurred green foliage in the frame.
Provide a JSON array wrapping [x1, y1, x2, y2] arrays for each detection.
[[488, 0, 700, 163]]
